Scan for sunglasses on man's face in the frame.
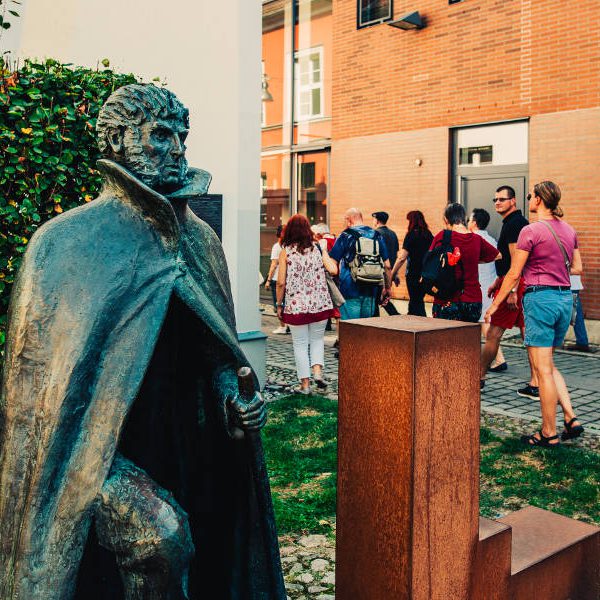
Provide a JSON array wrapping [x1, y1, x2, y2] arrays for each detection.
[[492, 197, 512, 204]]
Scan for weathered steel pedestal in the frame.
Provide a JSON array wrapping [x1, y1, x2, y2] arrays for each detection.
[[336, 316, 599, 600]]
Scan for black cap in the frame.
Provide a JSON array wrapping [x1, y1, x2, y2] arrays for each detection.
[[372, 211, 389, 224]]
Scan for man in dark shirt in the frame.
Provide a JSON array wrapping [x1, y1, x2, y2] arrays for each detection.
[[480, 185, 538, 398], [327, 208, 391, 319], [372, 211, 399, 315]]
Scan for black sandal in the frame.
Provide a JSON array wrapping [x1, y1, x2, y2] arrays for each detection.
[[561, 417, 584, 441], [520, 431, 560, 448]]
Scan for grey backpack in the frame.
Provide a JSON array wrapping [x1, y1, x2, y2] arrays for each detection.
[[347, 229, 385, 285]]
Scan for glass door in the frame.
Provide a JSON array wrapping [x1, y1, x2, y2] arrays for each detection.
[[295, 150, 329, 227]]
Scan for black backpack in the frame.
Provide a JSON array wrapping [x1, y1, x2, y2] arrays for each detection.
[[420, 229, 463, 300]]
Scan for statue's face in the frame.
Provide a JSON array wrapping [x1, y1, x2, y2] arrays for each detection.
[[122, 116, 189, 192]]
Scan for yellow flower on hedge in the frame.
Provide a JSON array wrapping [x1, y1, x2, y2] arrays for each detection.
[[54, 205, 63, 214], [84, 195, 93, 203], [21, 127, 33, 135], [21, 237, 28, 244], [8, 200, 17, 207]]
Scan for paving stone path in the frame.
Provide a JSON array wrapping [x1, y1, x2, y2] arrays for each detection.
[[262, 311, 600, 436], [279, 535, 336, 600]]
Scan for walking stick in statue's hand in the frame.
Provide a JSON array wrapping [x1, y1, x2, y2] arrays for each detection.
[[236, 367, 286, 599]]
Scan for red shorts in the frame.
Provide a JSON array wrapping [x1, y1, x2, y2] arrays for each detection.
[[490, 278, 525, 330]]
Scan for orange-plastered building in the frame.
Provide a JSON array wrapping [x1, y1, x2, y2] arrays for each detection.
[[262, 0, 600, 331]]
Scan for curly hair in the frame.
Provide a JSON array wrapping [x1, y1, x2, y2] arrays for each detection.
[[96, 84, 189, 157], [281, 214, 315, 253]]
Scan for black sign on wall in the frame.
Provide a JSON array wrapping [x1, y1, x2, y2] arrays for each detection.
[[188, 194, 223, 240]]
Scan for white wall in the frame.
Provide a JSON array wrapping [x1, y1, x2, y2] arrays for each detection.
[[7, 0, 266, 379]]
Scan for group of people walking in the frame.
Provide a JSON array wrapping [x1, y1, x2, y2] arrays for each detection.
[[267, 180, 587, 447]]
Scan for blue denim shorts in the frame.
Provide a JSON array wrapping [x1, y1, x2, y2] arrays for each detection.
[[523, 289, 572, 348]]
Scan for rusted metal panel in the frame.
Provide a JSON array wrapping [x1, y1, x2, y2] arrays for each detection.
[[336, 316, 600, 600], [336, 316, 480, 600], [500, 506, 600, 600], [472, 518, 512, 599]]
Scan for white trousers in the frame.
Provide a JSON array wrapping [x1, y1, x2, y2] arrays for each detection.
[[288, 319, 327, 380]]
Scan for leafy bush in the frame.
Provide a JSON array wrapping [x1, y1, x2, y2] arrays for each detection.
[[0, 59, 138, 359]]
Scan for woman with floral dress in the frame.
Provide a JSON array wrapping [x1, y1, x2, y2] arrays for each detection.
[[276, 215, 338, 394]]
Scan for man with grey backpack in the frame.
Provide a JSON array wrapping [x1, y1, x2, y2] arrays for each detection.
[[326, 208, 392, 320]]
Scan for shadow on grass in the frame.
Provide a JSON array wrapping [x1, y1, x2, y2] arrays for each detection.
[[264, 395, 600, 535]]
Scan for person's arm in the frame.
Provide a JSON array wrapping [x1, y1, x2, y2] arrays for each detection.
[[381, 259, 392, 303], [276, 249, 287, 320], [391, 249, 409, 281], [570, 248, 582, 276], [505, 242, 520, 308], [321, 246, 339, 275], [264, 258, 278, 289], [485, 249, 529, 323], [377, 235, 391, 302]]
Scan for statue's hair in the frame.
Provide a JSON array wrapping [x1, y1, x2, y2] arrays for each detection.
[[96, 84, 189, 156]]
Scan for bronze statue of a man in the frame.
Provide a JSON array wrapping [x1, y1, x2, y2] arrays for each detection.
[[0, 85, 283, 599]]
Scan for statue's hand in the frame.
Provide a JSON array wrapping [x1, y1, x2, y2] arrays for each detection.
[[227, 392, 267, 439]]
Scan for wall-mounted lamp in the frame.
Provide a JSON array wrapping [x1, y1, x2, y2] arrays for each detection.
[[388, 11, 425, 30], [262, 74, 274, 102]]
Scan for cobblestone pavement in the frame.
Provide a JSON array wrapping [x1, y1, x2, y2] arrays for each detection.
[[262, 310, 600, 598], [262, 311, 600, 436]]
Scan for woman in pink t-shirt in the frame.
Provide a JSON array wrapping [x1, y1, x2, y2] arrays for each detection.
[[485, 181, 584, 448]]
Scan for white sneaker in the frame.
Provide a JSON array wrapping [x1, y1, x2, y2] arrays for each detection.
[[272, 326, 288, 334], [293, 386, 311, 395]]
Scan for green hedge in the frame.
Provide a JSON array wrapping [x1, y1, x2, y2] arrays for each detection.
[[0, 59, 138, 360]]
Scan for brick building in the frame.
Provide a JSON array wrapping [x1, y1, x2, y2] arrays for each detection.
[[262, 0, 600, 332]]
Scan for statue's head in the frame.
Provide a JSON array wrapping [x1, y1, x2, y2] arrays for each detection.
[[97, 84, 189, 192]]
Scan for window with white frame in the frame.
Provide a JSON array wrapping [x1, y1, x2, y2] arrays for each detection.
[[358, 0, 392, 28], [294, 47, 323, 121]]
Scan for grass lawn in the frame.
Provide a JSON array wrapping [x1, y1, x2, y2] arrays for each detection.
[[263, 393, 600, 536]]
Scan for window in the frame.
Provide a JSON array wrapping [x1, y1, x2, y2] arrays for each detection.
[[294, 47, 324, 120], [459, 146, 493, 166], [300, 162, 315, 188], [358, 0, 392, 28]]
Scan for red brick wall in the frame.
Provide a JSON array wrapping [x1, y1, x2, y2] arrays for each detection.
[[530, 108, 600, 318], [332, 0, 600, 139], [330, 128, 449, 298], [330, 0, 600, 317]]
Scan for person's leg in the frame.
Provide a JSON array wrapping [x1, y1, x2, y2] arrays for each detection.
[[572, 292, 590, 347], [289, 323, 311, 391], [521, 327, 538, 387], [406, 278, 423, 316], [359, 293, 378, 318], [95, 453, 195, 599], [340, 298, 362, 321], [526, 347, 559, 443], [481, 322, 506, 367], [480, 324, 505, 380], [308, 319, 328, 387]]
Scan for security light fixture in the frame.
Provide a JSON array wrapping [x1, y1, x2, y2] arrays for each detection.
[[388, 11, 425, 30], [262, 74, 274, 102]]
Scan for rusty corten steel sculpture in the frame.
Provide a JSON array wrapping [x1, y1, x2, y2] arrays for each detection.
[[336, 316, 599, 600], [0, 84, 285, 600]]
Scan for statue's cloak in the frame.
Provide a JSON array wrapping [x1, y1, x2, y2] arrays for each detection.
[[0, 161, 272, 599]]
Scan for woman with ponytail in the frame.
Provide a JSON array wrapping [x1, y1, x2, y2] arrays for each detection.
[[485, 181, 584, 448]]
